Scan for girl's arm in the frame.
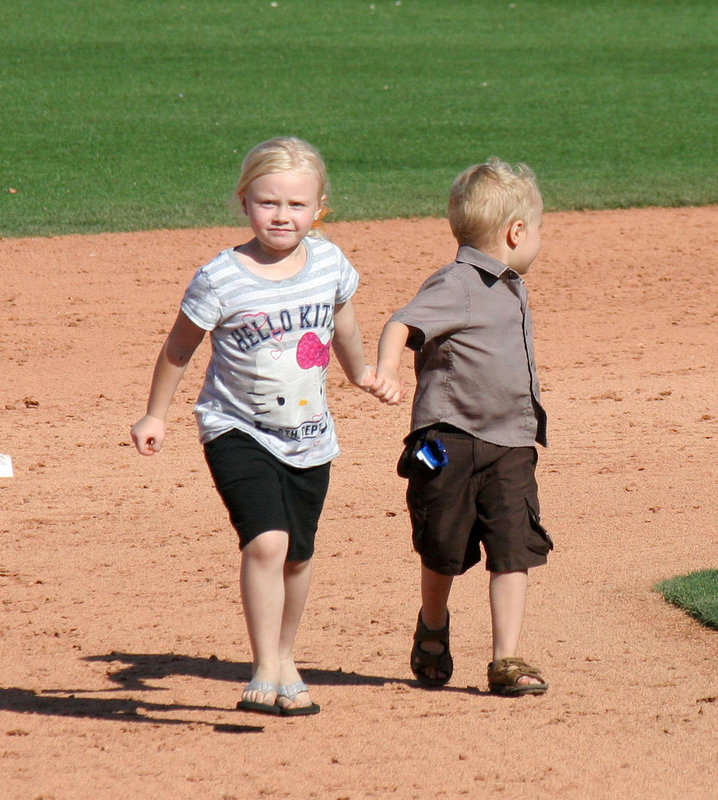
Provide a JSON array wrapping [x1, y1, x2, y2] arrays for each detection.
[[370, 320, 410, 405], [131, 310, 206, 455], [332, 299, 374, 389]]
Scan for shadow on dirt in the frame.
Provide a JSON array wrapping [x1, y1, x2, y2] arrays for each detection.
[[0, 686, 262, 733], [0, 651, 485, 732], [83, 651, 485, 694]]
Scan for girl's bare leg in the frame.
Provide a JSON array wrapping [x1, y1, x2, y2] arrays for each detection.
[[239, 530, 289, 704], [277, 559, 315, 710]]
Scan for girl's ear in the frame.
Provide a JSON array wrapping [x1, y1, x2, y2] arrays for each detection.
[[312, 195, 330, 228], [240, 194, 247, 215]]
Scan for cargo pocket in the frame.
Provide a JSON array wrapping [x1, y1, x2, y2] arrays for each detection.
[[526, 496, 554, 556]]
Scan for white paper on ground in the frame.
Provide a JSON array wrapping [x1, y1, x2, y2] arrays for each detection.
[[0, 453, 14, 478]]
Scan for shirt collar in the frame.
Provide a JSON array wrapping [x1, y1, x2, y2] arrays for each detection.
[[455, 245, 510, 278]]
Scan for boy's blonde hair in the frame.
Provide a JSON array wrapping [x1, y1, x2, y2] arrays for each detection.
[[448, 157, 542, 249], [236, 136, 329, 202]]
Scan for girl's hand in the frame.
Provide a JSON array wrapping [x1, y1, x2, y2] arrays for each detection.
[[357, 364, 377, 390], [131, 415, 166, 456]]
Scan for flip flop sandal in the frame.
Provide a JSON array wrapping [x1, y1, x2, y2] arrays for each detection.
[[236, 679, 281, 715], [410, 609, 453, 688], [277, 681, 320, 716], [487, 657, 548, 696]]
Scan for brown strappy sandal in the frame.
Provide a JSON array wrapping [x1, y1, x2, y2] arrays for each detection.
[[487, 656, 548, 696]]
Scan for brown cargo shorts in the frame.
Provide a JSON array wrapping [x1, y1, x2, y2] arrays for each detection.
[[403, 427, 553, 575]]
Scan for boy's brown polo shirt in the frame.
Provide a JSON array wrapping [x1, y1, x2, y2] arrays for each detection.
[[390, 245, 547, 448]]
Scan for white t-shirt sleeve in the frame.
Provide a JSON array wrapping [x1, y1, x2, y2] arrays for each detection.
[[335, 248, 360, 305], [181, 267, 222, 331]]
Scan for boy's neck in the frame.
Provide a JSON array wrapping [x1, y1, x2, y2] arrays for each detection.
[[463, 239, 508, 266]]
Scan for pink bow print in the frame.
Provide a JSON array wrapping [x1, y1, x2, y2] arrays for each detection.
[[296, 332, 331, 370]]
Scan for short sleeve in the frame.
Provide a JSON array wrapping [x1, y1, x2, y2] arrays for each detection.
[[335, 248, 359, 305], [181, 267, 222, 331], [390, 268, 467, 347]]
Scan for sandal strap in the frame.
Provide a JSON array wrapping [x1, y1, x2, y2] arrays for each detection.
[[488, 657, 545, 685], [413, 609, 450, 646], [410, 609, 453, 687], [411, 647, 452, 672], [277, 681, 309, 702], [245, 679, 278, 695]]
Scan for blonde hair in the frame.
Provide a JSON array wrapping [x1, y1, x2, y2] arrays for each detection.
[[448, 157, 542, 249], [236, 136, 329, 201]]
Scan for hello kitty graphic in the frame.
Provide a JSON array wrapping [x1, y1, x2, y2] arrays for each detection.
[[248, 332, 331, 442], [232, 310, 289, 353]]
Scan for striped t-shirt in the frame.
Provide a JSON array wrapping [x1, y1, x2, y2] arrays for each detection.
[[181, 236, 359, 467]]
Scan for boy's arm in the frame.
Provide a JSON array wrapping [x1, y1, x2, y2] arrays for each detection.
[[131, 310, 206, 455], [370, 320, 410, 405], [332, 299, 375, 389]]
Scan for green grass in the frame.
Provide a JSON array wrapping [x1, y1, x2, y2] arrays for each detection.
[[2, 0, 717, 235], [655, 570, 718, 630]]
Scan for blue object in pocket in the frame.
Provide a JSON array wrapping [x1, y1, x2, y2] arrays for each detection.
[[415, 437, 449, 471]]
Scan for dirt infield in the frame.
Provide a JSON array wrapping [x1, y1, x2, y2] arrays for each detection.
[[1, 208, 716, 799]]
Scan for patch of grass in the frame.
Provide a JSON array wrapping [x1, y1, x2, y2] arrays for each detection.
[[655, 570, 718, 630], [2, 0, 717, 235]]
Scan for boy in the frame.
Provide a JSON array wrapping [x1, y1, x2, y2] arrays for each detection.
[[372, 158, 553, 696]]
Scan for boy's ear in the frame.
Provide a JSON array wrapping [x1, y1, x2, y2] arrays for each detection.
[[507, 219, 525, 248]]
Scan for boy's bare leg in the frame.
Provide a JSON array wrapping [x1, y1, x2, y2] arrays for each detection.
[[277, 559, 315, 709], [417, 564, 454, 681], [421, 564, 453, 628], [239, 530, 289, 704], [489, 569, 542, 686]]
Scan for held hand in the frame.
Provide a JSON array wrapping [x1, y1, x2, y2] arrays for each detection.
[[357, 364, 377, 391], [368, 366, 407, 405], [130, 415, 166, 456]]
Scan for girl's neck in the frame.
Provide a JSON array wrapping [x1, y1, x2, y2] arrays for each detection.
[[235, 238, 308, 281]]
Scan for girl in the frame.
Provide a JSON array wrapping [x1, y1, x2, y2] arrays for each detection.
[[131, 137, 378, 716]]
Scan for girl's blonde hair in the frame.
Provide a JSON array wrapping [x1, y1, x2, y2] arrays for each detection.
[[236, 136, 329, 201], [448, 157, 542, 249]]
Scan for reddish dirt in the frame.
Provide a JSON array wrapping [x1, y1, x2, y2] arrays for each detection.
[[1, 208, 716, 800]]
